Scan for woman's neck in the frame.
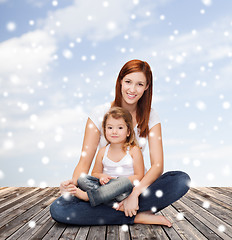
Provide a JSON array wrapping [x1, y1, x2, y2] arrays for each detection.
[[121, 100, 137, 115]]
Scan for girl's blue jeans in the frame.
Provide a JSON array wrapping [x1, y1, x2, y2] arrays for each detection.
[[50, 171, 190, 225], [77, 175, 133, 207]]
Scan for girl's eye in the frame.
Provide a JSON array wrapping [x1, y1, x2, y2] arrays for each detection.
[[107, 127, 112, 129], [119, 127, 123, 129]]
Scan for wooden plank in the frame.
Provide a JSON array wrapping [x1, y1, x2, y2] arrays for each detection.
[[187, 190, 232, 226], [0, 188, 57, 238], [41, 222, 67, 240], [86, 225, 106, 240], [119, 225, 131, 240], [192, 187, 232, 210], [6, 194, 59, 240], [146, 224, 169, 240], [130, 223, 162, 239], [0, 188, 54, 228], [0, 187, 21, 198], [172, 201, 222, 239], [74, 226, 90, 240], [0, 188, 40, 208], [28, 217, 56, 239], [161, 204, 208, 240], [180, 195, 232, 240], [211, 187, 232, 198], [59, 226, 80, 240], [106, 225, 119, 240]]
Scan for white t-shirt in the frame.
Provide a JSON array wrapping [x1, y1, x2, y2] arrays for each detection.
[[89, 103, 161, 152]]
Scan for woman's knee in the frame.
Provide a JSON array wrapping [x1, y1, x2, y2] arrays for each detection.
[[174, 171, 191, 194], [50, 199, 62, 222]]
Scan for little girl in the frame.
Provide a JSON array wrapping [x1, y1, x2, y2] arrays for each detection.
[[74, 107, 171, 227]]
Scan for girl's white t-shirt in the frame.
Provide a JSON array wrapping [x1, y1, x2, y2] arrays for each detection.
[[89, 103, 161, 152]]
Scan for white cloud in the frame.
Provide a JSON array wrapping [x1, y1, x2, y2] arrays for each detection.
[[0, 30, 56, 87], [41, 0, 154, 41], [0, 106, 87, 158]]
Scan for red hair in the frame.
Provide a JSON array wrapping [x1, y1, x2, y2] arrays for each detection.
[[112, 59, 153, 137]]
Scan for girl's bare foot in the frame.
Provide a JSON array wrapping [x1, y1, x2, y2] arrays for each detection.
[[134, 211, 172, 227]]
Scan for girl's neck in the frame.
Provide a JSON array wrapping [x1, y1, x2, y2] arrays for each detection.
[[109, 142, 125, 151]]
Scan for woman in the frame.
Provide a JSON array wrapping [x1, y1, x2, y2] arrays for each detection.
[[50, 59, 190, 225]]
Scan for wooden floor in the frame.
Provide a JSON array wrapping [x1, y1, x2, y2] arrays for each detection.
[[0, 187, 231, 240]]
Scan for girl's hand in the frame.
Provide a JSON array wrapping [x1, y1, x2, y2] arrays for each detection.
[[116, 191, 139, 217], [59, 179, 75, 195], [100, 175, 114, 185]]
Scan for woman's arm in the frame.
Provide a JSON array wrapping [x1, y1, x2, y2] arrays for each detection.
[[72, 118, 100, 185], [128, 146, 145, 183], [133, 123, 164, 195], [117, 123, 164, 216]]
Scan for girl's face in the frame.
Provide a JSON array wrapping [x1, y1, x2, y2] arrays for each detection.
[[105, 116, 129, 145], [121, 72, 148, 106]]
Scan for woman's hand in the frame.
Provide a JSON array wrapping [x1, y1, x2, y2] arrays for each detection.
[[116, 191, 139, 217], [59, 179, 76, 195]]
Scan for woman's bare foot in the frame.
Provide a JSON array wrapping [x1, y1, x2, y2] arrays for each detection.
[[75, 188, 89, 201], [134, 211, 172, 227]]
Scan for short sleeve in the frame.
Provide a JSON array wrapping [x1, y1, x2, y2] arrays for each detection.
[[148, 108, 161, 129], [88, 103, 111, 131]]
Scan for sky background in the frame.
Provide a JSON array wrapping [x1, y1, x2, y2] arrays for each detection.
[[0, 0, 231, 187]]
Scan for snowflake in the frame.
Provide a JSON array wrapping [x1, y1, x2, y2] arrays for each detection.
[[196, 101, 206, 111], [188, 122, 197, 130], [0, 170, 5, 180], [39, 182, 47, 188], [222, 101, 230, 109], [218, 225, 226, 232], [38, 141, 45, 149], [202, 201, 210, 208], [6, 22, 16, 32], [113, 202, 119, 209], [27, 179, 35, 187], [29, 20, 35, 26], [133, 180, 140, 186], [62, 49, 73, 59], [103, 1, 109, 7], [200, 9, 205, 14], [155, 190, 163, 198], [62, 192, 72, 201], [28, 221, 36, 228], [121, 225, 128, 232], [151, 206, 157, 213], [202, 0, 212, 6], [3, 140, 14, 150], [42, 156, 50, 165], [176, 212, 184, 220]]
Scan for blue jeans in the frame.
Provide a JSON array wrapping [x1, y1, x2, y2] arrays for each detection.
[[50, 171, 190, 225], [77, 175, 133, 207]]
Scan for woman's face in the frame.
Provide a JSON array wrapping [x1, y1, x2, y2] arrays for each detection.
[[121, 72, 148, 106]]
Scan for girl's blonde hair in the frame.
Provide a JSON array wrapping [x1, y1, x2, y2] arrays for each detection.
[[102, 107, 137, 151]]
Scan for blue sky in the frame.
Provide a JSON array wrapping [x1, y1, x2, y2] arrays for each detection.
[[0, 0, 231, 187]]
